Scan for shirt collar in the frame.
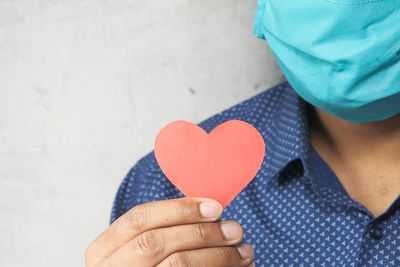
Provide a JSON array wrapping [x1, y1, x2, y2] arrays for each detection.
[[261, 82, 319, 192]]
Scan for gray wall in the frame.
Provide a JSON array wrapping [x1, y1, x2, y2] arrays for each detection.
[[0, 0, 284, 266]]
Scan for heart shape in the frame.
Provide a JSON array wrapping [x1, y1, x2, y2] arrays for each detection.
[[154, 120, 265, 209]]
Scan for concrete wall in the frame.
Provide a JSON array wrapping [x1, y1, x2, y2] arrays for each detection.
[[0, 0, 284, 266]]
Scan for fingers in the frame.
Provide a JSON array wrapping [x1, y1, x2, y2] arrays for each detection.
[[86, 198, 255, 267], [156, 244, 254, 267], [87, 197, 222, 259], [98, 220, 245, 266]]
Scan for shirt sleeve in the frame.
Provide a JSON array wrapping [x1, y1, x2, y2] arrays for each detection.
[[110, 151, 183, 224]]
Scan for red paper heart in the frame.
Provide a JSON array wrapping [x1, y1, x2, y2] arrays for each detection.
[[154, 120, 265, 209]]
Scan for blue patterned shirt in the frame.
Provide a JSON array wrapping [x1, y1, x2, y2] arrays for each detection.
[[111, 81, 400, 266]]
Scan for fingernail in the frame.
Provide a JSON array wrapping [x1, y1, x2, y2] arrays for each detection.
[[237, 243, 254, 259], [199, 201, 222, 218], [220, 221, 242, 241]]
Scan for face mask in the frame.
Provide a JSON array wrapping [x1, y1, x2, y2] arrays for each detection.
[[253, 0, 400, 122]]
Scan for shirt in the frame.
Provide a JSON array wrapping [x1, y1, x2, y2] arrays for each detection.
[[111, 81, 400, 266]]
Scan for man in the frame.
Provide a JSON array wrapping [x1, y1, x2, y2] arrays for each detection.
[[86, 0, 400, 266]]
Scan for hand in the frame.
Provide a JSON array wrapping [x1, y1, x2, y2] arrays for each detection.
[[86, 197, 255, 267]]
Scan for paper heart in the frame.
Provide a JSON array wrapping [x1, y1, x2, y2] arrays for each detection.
[[154, 120, 265, 209]]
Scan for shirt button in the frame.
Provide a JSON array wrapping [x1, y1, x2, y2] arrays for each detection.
[[369, 225, 383, 240]]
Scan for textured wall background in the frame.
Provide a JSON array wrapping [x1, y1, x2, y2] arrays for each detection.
[[0, 0, 284, 266]]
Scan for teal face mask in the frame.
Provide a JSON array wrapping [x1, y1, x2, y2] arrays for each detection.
[[253, 0, 400, 122]]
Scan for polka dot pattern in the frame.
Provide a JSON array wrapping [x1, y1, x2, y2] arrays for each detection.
[[111, 81, 400, 266]]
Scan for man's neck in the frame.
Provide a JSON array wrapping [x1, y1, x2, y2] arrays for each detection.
[[309, 106, 400, 218]]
